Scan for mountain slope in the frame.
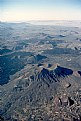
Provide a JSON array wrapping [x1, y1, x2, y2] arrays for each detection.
[[0, 64, 81, 121]]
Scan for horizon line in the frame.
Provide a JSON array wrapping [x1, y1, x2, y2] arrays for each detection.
[[0, 20, 81, 23]]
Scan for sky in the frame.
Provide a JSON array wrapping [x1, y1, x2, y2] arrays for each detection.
[[0, 0, 81, 22]]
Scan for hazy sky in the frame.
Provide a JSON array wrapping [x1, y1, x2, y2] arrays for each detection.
[[0, 0, 81, 21]]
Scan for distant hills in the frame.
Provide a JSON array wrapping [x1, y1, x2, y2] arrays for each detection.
[[0, 21, 81, 120]]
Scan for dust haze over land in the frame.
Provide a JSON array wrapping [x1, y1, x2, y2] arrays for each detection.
[[0, 21, 81, 120]]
